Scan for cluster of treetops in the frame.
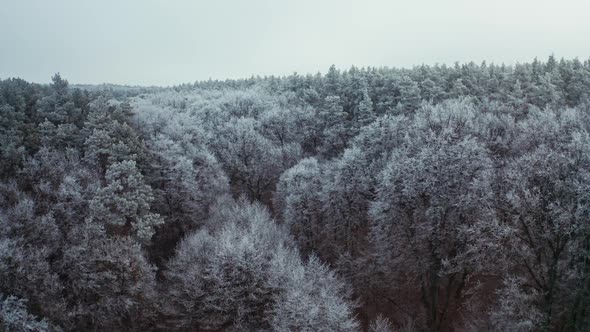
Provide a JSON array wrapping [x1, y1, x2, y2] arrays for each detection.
[[1, 55, 590, 331]]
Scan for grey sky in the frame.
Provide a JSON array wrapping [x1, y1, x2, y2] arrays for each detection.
[[1, 0, 589, 86]]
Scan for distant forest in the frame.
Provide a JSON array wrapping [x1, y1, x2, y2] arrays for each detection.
[[1, 56, 590, 331]]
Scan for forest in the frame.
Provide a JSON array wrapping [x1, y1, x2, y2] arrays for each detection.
[[1, 56, 590, 331]]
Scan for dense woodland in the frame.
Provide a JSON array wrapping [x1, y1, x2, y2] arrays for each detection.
[[1, 56, 590, 331]]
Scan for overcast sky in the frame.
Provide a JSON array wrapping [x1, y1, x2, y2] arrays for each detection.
[[1, 0, 590, 86]]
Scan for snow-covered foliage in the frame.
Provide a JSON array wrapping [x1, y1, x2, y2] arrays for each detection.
[[164, 198, 358, 331], [0, 294, 58, 332], [1, 57, 590, 330]]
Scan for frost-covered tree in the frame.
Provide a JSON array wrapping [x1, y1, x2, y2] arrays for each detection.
[[0, 151, 157, 331], [212, 117, 300, 202], [368, 102, 496, 330], [163, 198, 358, 331], [369, 315, 394, 332], [396, 75, 422, 114], [59, 220, 158, 331], [0, 294, 58, 332], [490, 110, 590, 330], [322, 147, 375, 258], [271, 255, 359, 332], [274, 157, 324, 255], [357, 86, 376, 128], [0, 238, 66, 326], [36, 73, 78, 126], [0, 104, 26, 177], [90, 160, 163, 243], [146, 133, 229, 265], [258, 105, 313, 149], [83, 97, 147, 178], [316, 95, 348, 158]]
